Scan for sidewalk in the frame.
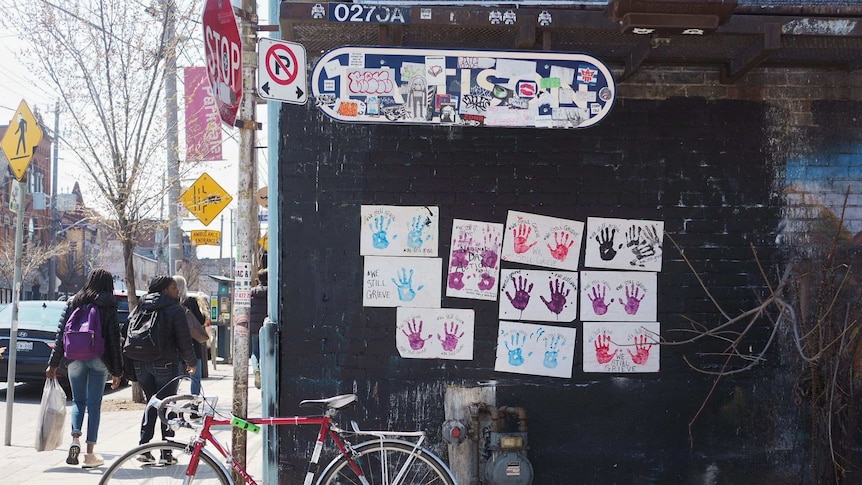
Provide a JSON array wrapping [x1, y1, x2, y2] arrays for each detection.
[[0, 362, 262, 484]]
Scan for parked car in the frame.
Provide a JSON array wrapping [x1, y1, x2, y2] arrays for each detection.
[[0, 300, 67, 384]]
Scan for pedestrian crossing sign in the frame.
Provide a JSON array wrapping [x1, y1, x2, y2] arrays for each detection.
[[1, 100, 44, 182]]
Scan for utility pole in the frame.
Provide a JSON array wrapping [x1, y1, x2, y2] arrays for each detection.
[[165, 0, 181, 277], [48, 102, 59, 299], [232, 0, 259, 477]]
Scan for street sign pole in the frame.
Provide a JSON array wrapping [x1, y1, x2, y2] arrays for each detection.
[[4, 179, 26, 446]]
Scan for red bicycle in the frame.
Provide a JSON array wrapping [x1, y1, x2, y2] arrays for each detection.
[[99, 390, 456, 484]]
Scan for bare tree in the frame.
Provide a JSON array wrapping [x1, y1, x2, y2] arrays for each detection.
[[0, 240, 70, 291], [0, 0, 200, 308]]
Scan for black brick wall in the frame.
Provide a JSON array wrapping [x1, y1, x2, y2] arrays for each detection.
[[276, 97, 795, 483]]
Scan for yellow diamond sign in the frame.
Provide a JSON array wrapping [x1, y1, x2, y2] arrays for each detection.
[[179, 173, 233, 226], [1, 100, 44, 181]]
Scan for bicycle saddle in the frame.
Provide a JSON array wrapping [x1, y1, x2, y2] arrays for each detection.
[[299, 394, 358, 410]]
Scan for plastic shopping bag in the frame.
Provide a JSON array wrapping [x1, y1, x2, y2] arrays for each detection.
[[34, 377, 67, 451]]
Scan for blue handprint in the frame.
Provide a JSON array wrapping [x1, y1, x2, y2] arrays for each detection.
[[370, 215, 395, 249], [505, 332, 527, 366], [391, 268, 424, 302], [407, 215, 431, 249], [543, 334, 566, 369]]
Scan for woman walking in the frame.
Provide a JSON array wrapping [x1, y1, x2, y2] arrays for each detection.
[[46, 269, 122, 468], [174, 275, 206, 394]]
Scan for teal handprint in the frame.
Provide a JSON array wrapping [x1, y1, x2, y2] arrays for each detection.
[[543, 334, 566, 369], [407, 215, 432, 249], [392, 268, 424, 302], [370, 215, 395, 249], [505, 332, 527, 366]]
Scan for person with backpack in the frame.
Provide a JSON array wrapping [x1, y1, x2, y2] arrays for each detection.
[[174, 275, 206, 395], [123, 275, 197, 465], [45, 269, 122, 469]]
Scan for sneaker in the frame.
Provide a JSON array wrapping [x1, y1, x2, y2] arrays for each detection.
[[254, 370, 261, 389], [66, 442, 81, 465], [136, 452, 156, 464], [160, 450, 178, 465], [82, 453, 105, 468]]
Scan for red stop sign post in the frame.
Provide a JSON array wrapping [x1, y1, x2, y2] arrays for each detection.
[[202, 0, 242, 126]]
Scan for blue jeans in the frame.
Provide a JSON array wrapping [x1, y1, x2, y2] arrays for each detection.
[[134, 360, 180, 445], [67, 358, 108, 444], [185, 357, 202, 395]]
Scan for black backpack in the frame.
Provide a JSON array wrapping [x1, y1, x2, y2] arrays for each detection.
[[123, 305, 164, 362]]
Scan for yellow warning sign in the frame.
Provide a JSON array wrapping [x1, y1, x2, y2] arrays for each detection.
[[1, 100, 44, 181], [191, 230, 221, 246], [179, 173, 233, 226]]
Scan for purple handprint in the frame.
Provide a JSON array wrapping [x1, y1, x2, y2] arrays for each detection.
[[505, 275, 533, 311], [480, 231, 499, 268], [477, 272, 496, 291], [401, 318, 431, 350], [588, 284, 612, 315], [447, 271, 466, 290], [540, 278, 570, 316], [619, 283, 646, 315], [450, 232, 473, 269], [437, 321, 465, 352]]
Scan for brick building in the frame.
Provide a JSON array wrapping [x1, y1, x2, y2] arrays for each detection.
[[270, 1, 862, 483]]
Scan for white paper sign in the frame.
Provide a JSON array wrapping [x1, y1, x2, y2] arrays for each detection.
[[446, 219, 504, 301], [583, 217, 664, 271], [396, 308, 474, 360], [360, 205, 439, 257], [234, 262, 252, 308], [363, 256, 442, 308], [499, 269, 578, 322], [582, 322, 660, 373], [495, 321, 576, 378], [501, 211, 585, 271], [579, 271, 657, 321]]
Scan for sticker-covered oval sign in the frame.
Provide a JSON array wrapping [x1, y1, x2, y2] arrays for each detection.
[[311, 47, 615, 129]]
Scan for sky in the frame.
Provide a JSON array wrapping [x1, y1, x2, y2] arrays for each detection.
[[0, 3, 272, 261]]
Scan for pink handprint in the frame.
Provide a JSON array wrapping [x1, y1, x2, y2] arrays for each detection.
[[547, 231, 575, 262], [587, 284, 611, 315], [512, 224, 537, 254], [437, 321, 465, 352], [594, 333, 617, 364], [450, 232, 473, 269], [401, 319, 431, 350], [477, 272, 496, 291], [505, 275, 533, 311], [447, 271, 466, 290], [627, 335, 653, 365], [619, 283, 645, 315], [481, 231, 499, 268]]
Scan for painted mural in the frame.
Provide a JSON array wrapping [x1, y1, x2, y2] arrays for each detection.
[[311, 46, 615, 129]]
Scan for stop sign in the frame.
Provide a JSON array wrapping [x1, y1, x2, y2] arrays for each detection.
[[202, 0, 242, 126]]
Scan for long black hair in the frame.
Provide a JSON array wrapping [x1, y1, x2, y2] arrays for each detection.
[[72, 269, 114, 306]]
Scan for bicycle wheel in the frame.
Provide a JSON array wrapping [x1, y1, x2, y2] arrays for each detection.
[[99, 441, 231, 485], [317, 439, 456, 485]]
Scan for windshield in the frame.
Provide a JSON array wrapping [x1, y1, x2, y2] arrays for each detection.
[[0, 301, 67, 331]]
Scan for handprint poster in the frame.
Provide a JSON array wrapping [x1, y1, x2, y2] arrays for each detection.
[[363, 256, 442, 308], [495, 321, 577, 378], [360, 205, 440, 257], [396, 308, 474, 360], [582, 322, 660, 373], [501, 211, 585, 271], [446, 219, 504, 301], [579, 271, 657, 322], [583, 217, 664, 271], [498, 269, 578, 322]]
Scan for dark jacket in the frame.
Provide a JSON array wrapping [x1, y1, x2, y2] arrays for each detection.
[[130, 291, 197, 366], [249, 284, 268, 334], [183, 296, 206, 360], [48, 291, 123, 377]]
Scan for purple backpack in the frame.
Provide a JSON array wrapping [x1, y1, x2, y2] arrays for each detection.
[[63, 304, 105, 361]]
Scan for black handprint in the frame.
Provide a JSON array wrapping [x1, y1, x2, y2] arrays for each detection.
[[596, 227, 618, 261]]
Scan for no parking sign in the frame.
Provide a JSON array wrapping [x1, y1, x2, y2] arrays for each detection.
[[257, 38, 308, 105]]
